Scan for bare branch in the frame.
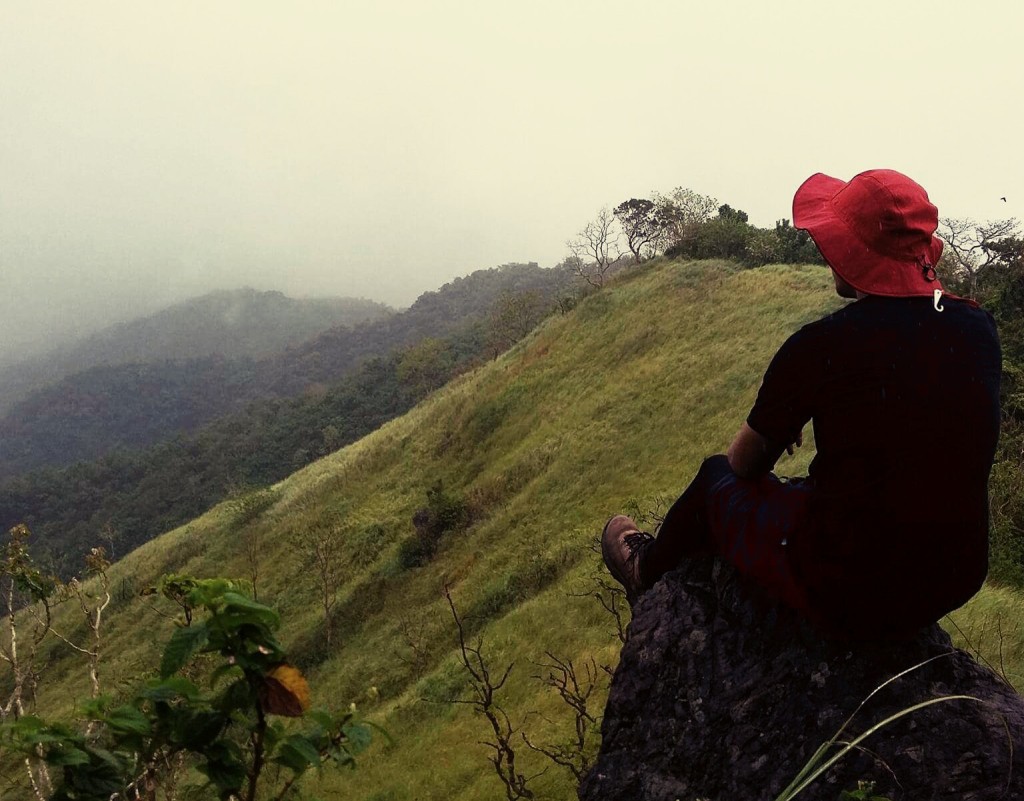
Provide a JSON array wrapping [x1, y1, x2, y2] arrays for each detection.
[[937, 216, 1021, 296], [566, 207, 626, 288], [444, 584, 534, 799], [395, 614, 431, 677], [568, 571, 629, 645]]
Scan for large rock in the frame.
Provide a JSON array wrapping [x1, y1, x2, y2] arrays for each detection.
[[580, 558, 1024, 801]]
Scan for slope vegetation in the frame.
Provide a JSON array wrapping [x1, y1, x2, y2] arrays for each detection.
[[0, 264, 569, 478], [19, 259, 1024, 801]]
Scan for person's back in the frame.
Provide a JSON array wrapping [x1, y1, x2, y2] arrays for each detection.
[[765, 295, 1002, 634]]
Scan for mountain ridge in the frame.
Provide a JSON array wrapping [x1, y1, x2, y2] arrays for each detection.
[[0, 288, 392, 416], [0, 264, 570, 478]]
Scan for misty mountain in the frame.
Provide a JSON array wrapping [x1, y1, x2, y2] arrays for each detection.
[[258, 262, 574, 395], [0, 263, 573, 481], [0, 288, 393, 415]]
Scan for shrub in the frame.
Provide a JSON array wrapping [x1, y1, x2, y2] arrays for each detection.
[[397, 481, 469, 570]]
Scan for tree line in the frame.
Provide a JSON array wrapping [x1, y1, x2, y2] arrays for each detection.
[[563, 186, 824, 288], [0, 265, 570, 480]]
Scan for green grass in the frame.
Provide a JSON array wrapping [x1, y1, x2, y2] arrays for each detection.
[[10, 258, 1024, 800]]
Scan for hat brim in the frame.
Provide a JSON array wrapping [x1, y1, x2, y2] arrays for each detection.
[[793, 172, 944, 298]]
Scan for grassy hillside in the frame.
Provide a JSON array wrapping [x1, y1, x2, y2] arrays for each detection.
[[13, 259, 1024, 801]]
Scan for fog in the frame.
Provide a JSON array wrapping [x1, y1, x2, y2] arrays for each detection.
[[2, 0, 1021, 361]]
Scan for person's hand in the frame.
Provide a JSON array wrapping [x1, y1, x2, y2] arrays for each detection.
[[785, 430, 804, 456]]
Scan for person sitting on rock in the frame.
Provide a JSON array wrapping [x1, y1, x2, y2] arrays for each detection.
[[602, 169, 1002, 638]]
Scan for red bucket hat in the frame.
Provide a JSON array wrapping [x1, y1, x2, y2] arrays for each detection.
[[792, 169, 945, 298]]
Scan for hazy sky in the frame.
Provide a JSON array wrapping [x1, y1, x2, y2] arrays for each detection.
[[2, 0, 1022, 358]]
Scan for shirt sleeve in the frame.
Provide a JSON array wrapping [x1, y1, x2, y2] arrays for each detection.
[[746, 326, 818, 447]]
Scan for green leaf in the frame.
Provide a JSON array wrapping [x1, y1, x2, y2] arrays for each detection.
[[216, 612, 279, 637], [264, 720, 286, 751], [343, 721, 373, 755], [160, 622, 209, 678], [60, 746, 130, 800], [273, 735, 322, 773], [307, 709, 335, 729], [79, 695, 112, 719], [141, 675, 201, 703], [215, 677, 254, 715], [197, 741, 246, 796], [220, 592, 280, 626], [105, 706, 151, 736], [9, 714, 46, 731], [175, 710, 225, 749], [209, 662, 243, 687], [185, 577, 238, 607], [45, 744, 91, 767], [326, 746, 356, 768]]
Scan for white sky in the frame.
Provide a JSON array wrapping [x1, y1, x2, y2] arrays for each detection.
[[2, 0, 1022, 357]]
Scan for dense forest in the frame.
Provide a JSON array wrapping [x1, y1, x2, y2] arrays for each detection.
[[0, 265, 570, 478], [0, 289, 392, 415], [0, 263, 572, 573]]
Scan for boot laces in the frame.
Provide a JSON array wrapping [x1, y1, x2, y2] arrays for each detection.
[[623, 531, 654, 560]]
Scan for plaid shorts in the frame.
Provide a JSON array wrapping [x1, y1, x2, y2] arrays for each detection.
[[655, 454, 814, 616]]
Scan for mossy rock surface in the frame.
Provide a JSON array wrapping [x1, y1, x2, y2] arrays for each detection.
[[582, 558, 1024, 801]]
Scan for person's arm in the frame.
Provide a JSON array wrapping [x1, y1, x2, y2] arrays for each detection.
[[727, 422, 802, 479], [738, 324, 818, 479]]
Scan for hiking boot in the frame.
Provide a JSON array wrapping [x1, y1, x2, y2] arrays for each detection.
[[601, 515, 655, 605]]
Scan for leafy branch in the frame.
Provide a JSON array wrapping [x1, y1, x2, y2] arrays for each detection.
[[1, 575, 371, 801]]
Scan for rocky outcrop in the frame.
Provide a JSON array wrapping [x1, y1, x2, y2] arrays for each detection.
[[580, 558, 1024, 801]]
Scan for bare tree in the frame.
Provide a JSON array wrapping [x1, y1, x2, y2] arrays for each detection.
[[99, 523, 121, 562], [1, 532, 112, 798], [445, 585, 539, 800], [287, 517, 344, 649], [569, 497, 668, 651], [395, 613, 431, 678], [566, 207, 626, 288], [937, 216, 1021, 297], [0, 526, 56, 800], [66, 548, 112, 705], [309, 525, 343, 649], [522, 652, 601, 781], [229, 488, 278, 602]]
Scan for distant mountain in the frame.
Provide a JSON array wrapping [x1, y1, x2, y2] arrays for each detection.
[[0, 263, 573, 480], [0, 288, 393, 414], [258, 263, 575, 396]]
